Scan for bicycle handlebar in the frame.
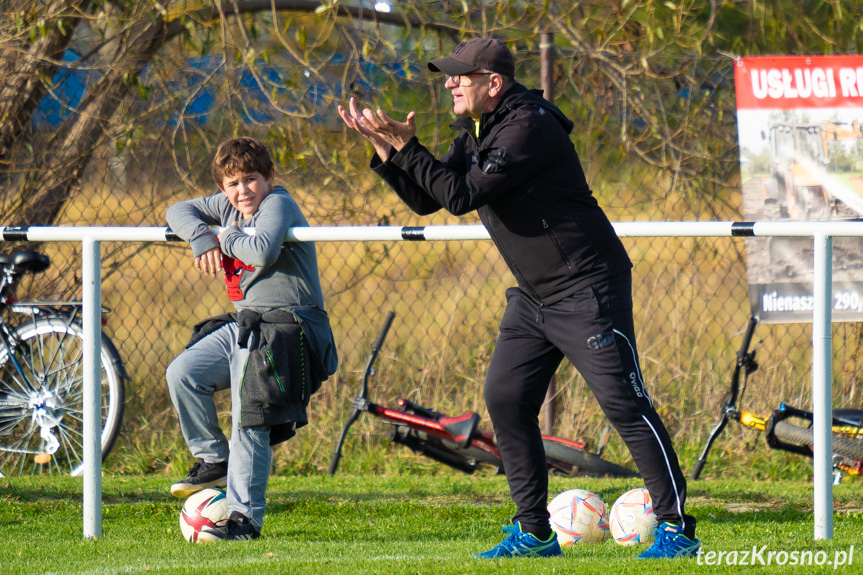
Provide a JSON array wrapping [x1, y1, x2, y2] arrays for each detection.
[[729, 315, 759, 406], [691, 315, 760, 480], [361, 311, 395, 393], [691, 458, 707, 480], [371, 311, 395, 353], [330, 312, 396, 475], [737, 316, 759, 362]]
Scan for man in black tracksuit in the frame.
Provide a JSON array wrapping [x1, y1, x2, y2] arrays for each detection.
[[338, 37, 700, 559]]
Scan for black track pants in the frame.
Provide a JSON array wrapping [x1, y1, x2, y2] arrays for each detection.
[[483, 274, 694, 538]]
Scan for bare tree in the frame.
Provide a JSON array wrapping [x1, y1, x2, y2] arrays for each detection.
[[0, 0, 456, 228]]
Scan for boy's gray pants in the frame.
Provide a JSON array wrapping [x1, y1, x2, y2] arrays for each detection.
[[166, 322, 271, 530]]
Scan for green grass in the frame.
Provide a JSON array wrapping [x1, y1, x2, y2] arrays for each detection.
[[3, 473, 863, 574]]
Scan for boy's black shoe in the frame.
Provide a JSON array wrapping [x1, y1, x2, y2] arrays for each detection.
[[198, 512, 260, 542], [170, 458, 228, 498]]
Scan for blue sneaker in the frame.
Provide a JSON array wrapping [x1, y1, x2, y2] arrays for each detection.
[[474, 522, 563, 558], [637, 522, 700, 559]]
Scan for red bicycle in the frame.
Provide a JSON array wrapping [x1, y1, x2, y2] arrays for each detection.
[[328, 312, 638, 478]]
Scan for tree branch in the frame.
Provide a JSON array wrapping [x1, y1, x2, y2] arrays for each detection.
[[0, 0, 92, 161], [165, 0, 459, 43]]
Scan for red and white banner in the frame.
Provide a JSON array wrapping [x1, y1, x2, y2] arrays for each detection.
[[736, 55, 863, 109], [736, 55, 863, 322]]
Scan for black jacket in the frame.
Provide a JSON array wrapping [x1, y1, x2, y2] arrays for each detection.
[[373, 83, 632, 305], [186, 310, 326, 445]]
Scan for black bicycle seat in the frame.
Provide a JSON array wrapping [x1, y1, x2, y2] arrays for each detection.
[[834, 409, 863, 427], [440, 412, 480, 449], [0, 251, 50, 274]]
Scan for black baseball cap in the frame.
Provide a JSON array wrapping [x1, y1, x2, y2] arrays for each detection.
[[428, 38, 515, 78]]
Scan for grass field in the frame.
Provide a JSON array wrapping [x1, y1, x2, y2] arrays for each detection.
[[3, 473, 863, 574]]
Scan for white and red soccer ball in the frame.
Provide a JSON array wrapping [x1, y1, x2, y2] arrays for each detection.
[[608, 487, 657, 546], [547, 488, 609, 546], [179, 488, 229, 543]]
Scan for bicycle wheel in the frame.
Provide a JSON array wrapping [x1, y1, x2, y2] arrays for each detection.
[[542, 437, 640, 478], [0, 317, 126, 476], [773, 419, 863, 463]]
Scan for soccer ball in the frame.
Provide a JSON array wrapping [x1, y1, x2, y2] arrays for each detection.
[[179, 488, 229, 543], [547, 488, 609, 546], [608, 487, 657, 546]]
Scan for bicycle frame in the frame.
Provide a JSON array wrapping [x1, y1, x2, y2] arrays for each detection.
[[0, 253, 87, 461], [691, 315, 863, 480], [328, 312, 635, 478], [0, 250, 127, 476]]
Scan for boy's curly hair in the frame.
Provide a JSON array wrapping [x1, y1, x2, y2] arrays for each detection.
[[212, 137, 274, 187]]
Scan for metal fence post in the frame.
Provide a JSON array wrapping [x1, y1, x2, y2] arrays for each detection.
[[82, 237, 102, 539], [812, 232, 833, 540]]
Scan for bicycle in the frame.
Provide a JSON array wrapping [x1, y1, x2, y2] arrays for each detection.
[[0, 250, 127, 477], [329, 311, 638, 478], [691, 315, 863, 482]]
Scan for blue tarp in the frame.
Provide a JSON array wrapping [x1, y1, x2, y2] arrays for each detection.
[[34, 50, 421, 128]]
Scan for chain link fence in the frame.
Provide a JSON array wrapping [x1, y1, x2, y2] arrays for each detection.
[[8, 40, 863, 476]]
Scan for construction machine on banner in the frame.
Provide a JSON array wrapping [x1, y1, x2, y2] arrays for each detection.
[[762, 120, 863, 220]]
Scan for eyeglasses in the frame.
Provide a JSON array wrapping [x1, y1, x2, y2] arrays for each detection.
[[447, 73, 492, 87]]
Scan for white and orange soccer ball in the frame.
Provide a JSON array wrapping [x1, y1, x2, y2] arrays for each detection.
[[547, 488, 609, 546], [608, 487, 657, 546], [179, 488, 230, 543]]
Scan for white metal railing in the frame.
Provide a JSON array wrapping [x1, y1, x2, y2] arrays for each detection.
[[3, 219, 863, 243], [1, 220, 855, 540]]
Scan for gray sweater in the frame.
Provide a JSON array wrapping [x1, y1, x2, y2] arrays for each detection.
[[166, 186, 337, 375]]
